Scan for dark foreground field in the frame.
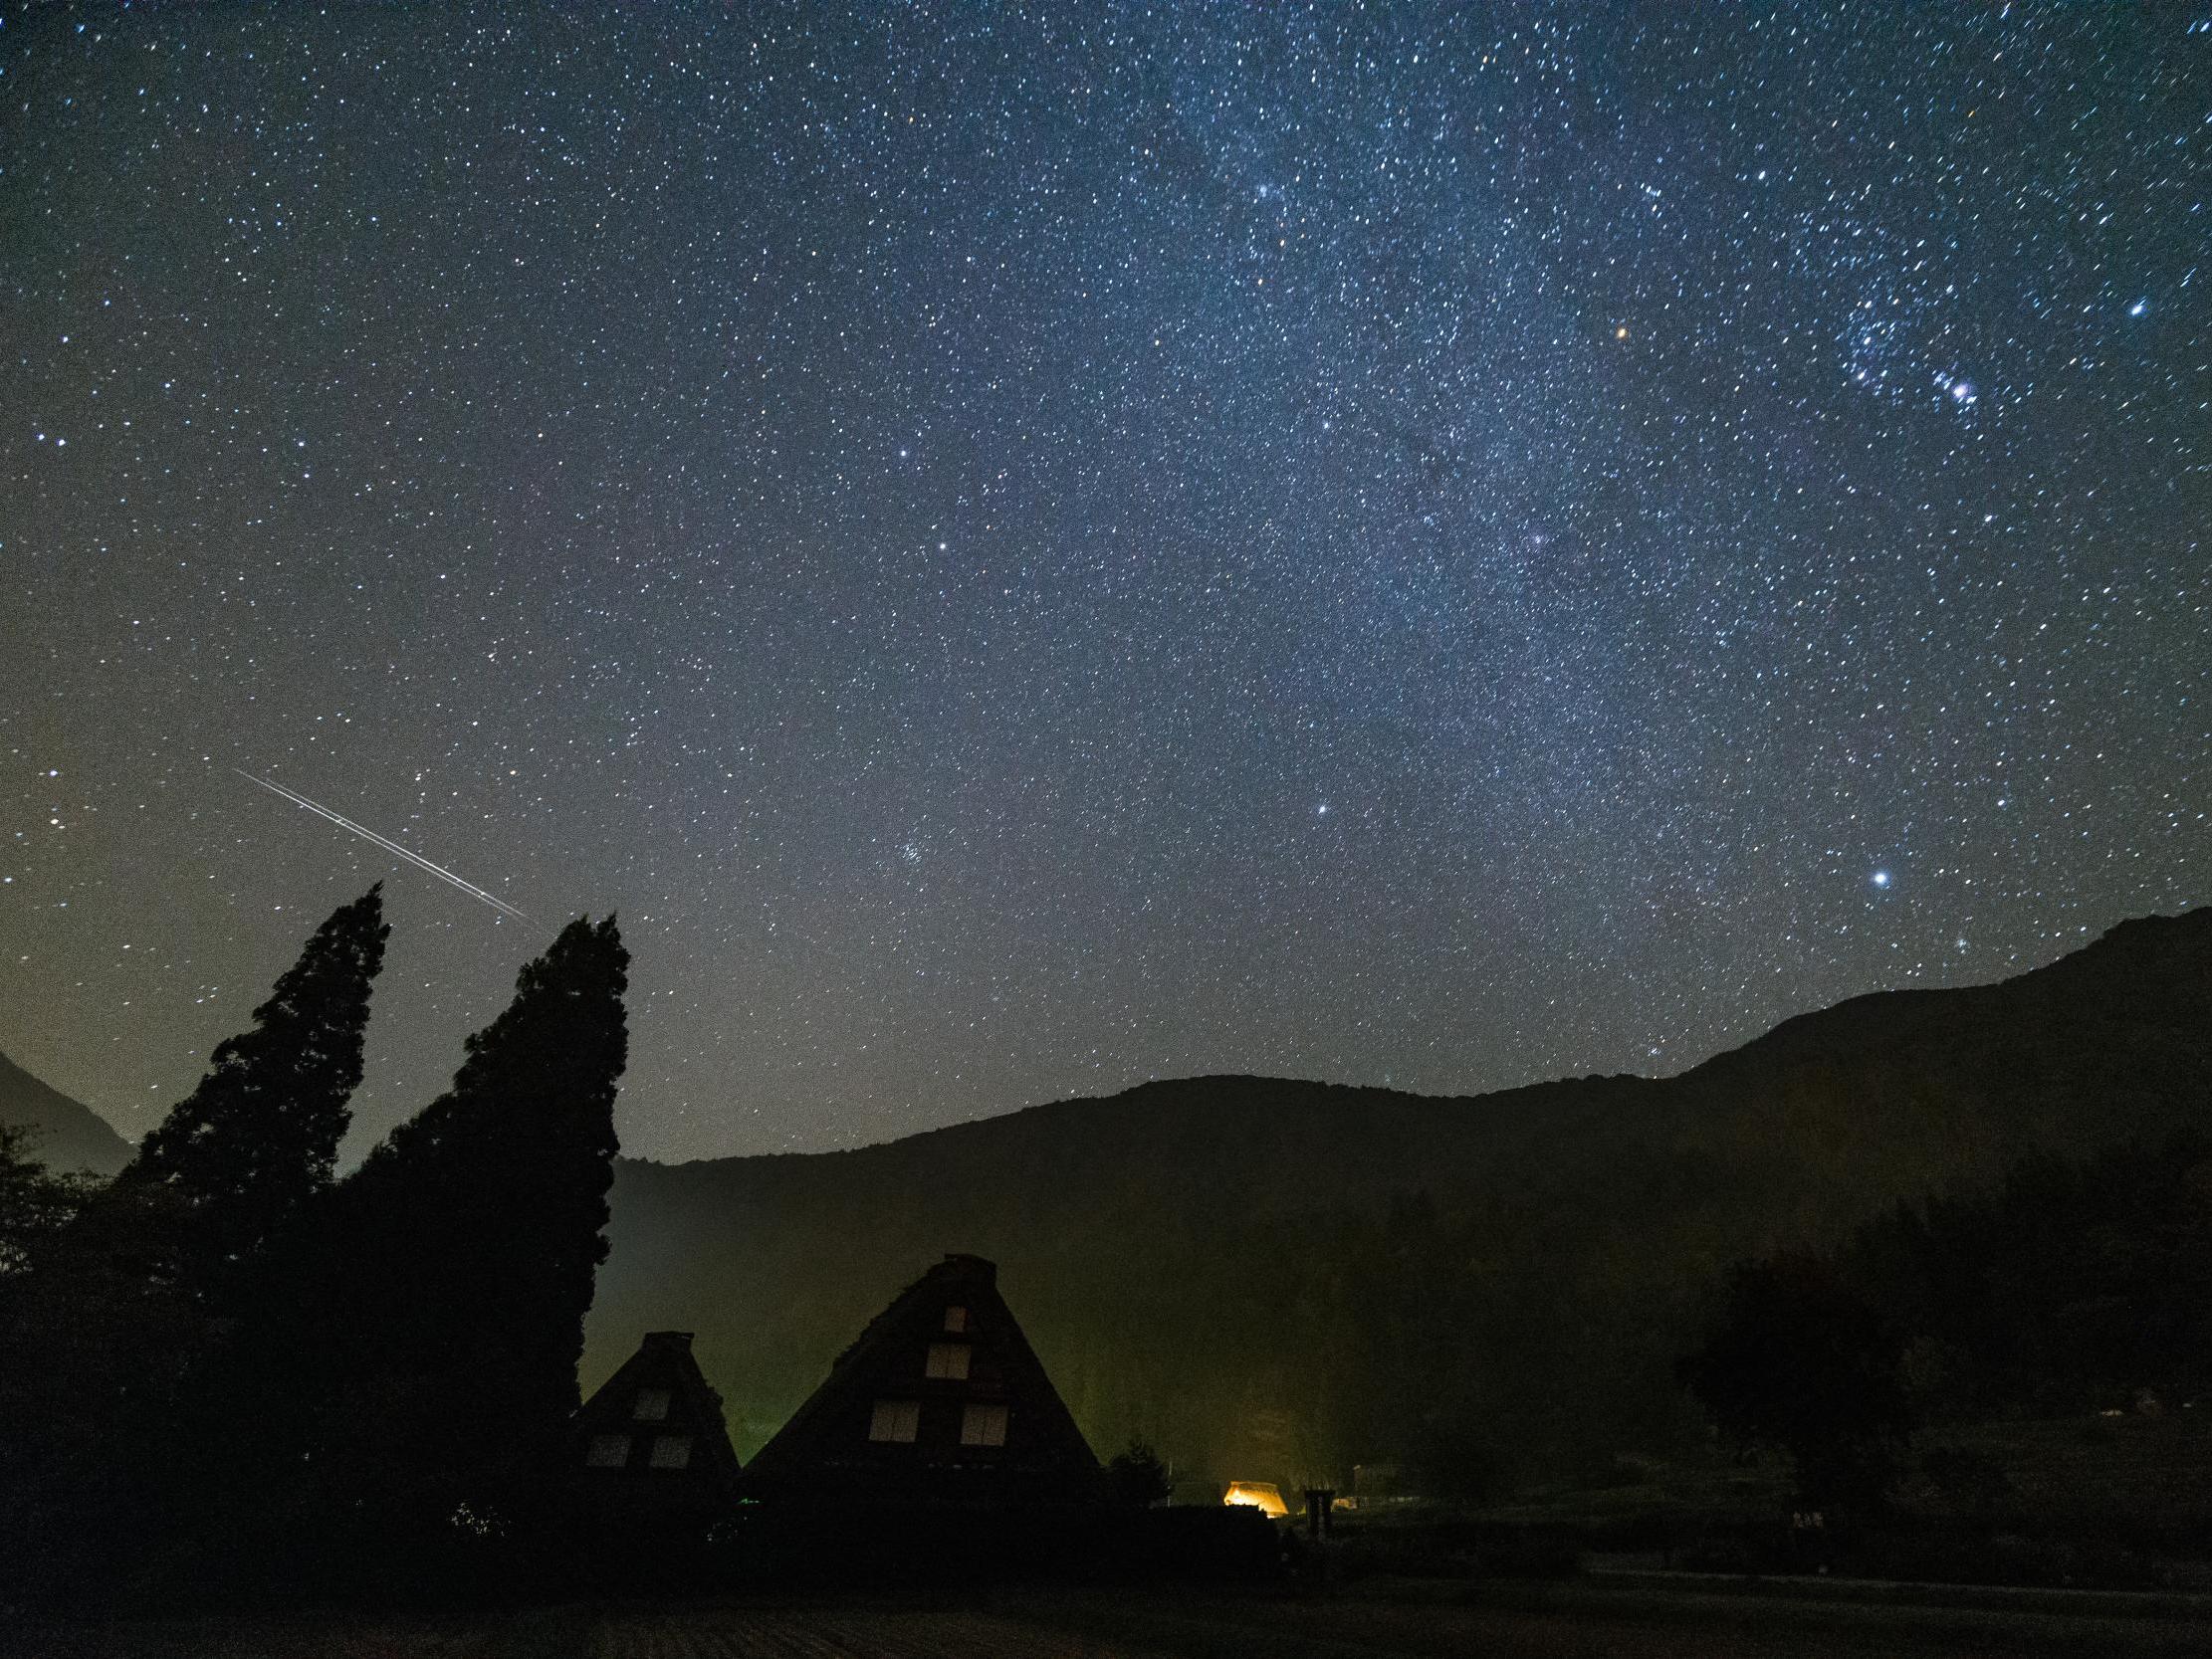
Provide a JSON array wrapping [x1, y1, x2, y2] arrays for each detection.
[[10, 1577, 2210, 1659]]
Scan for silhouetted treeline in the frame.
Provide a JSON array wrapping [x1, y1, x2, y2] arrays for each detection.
[[1678, 1136, 2212, 1510], [594, 911, 2212, 1504], [1034, 1189, 1713, 1500], [0, 891, 629, 1608], [1840, 1136, 2212, 1418]]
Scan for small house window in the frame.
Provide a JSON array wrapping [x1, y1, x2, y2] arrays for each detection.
[[649, 1434, 693, 1469], [869, 1399, 921, 1443], [633, 1387, 671, 1422], [943, 1306, 968, 1333], [925, 1342, 971, 1380], [585, 1433, 631, 1468], [960, 1403, 1008, 1447]]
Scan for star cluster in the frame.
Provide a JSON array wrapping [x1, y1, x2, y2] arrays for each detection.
[[2, 3, 2204, 1159]]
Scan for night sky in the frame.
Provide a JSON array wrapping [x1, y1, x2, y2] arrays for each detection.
[[3, 4, 2204, 1162]]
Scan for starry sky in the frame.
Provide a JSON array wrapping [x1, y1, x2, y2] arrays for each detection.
[[3, 3, 2205, 1163]]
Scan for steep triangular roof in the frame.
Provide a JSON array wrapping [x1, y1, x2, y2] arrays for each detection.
[[745, 1254, 1099, 1505], [569, 1330, 743, 1513]]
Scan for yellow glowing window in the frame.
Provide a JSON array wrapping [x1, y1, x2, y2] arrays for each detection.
[[869, 1399, 921, 1443], [633, 1387, 671, 1421], [649, 1434, 693, 1469], [925, 1342, 971, 1380], [585, 1433, 630, 1468], [944, 1306, 969, 1333], [960, 1402, 1008, 1446]]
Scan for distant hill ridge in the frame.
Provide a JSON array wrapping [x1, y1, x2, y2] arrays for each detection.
[[0, 1050, 132, 1176], [591, 910, 2210, 1485]]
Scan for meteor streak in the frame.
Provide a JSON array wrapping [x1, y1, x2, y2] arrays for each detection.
[[234, 770, 530, 921]]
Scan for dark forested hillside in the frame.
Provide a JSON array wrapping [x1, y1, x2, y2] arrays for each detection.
[[0, 1051, 131, 1176], [591, 910, 2212, 1494]]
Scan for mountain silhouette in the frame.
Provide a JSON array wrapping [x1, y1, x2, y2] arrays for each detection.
[[592, 910, 2211, 1488], [0, 1050, 133, 1176]]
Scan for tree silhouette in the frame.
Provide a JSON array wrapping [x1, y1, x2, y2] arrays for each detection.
[[1107, 1439, 1173, 1508], [0, 1122, 95, 1282], [322, 915, 629, 1544], [1678, 1250, 1912, 1515], [1833, 1136, 2212, 1417], [0, 894, 388, 1599], [123, 885, 388, 1285]]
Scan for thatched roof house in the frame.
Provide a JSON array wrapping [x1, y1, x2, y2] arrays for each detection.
[[569, 1330, 743, 1520], [744, 1254, 1099, 1508]]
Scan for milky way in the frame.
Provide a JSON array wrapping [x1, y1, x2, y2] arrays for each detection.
[[3, 4, 2204, 1159]]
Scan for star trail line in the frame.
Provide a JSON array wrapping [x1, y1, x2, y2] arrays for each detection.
[[234, 771, 530, 924]]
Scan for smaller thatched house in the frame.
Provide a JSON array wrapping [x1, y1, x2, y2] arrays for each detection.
[[569, 1330, 743, 1523], [743, 1254, 1100, 1510]]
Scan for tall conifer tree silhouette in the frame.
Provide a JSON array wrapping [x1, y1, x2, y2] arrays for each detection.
[[1, 890, 385, 1595], [124, 885, 388, 1278], [331, 915, 629, 1532]]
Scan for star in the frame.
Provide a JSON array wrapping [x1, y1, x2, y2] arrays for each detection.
[[0, 0, 2198, 1162]]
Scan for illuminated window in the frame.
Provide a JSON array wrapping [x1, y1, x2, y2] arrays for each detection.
[[925, 1342, 971, 1380], [633, 1387, 671, 1421], [869, 1399, 921, 1443], [649, 1434, 693, 1469], [943, 1306, 968, 1333], [585, 1433, 630, 1468], [960, 1403, 1008, 1447]]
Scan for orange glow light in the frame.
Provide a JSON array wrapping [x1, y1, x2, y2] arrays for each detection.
[[1222, 1480, 1289, 1518]]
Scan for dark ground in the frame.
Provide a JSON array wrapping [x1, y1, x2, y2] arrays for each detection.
[[9, 1576, 2210, 1659]]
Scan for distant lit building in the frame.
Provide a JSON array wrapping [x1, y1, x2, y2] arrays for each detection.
[[1222, 1480, 1288, 1518]]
